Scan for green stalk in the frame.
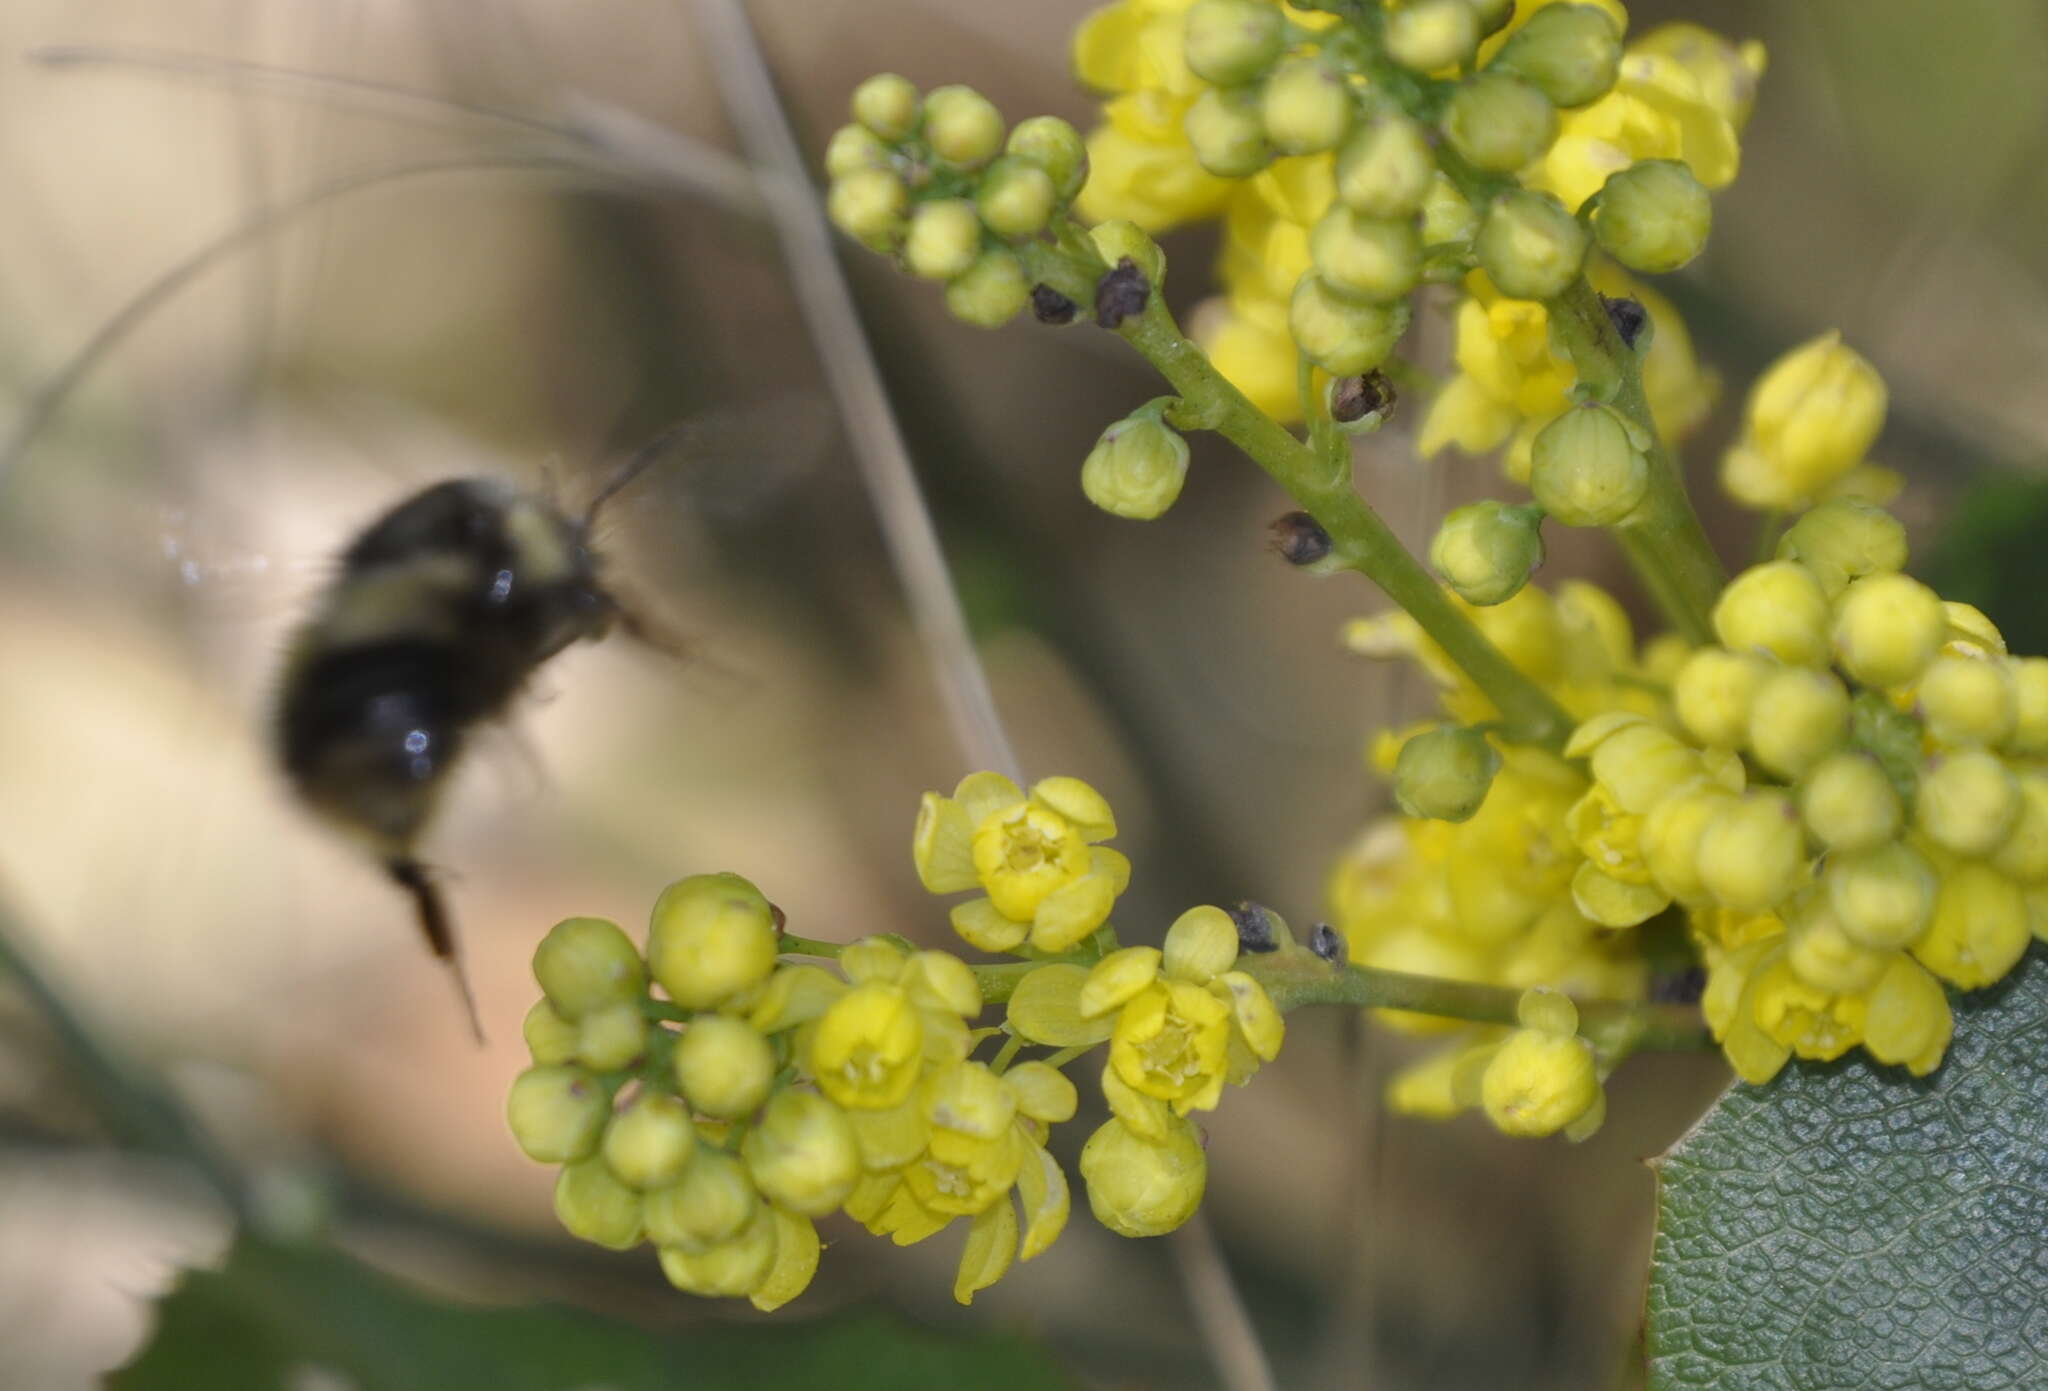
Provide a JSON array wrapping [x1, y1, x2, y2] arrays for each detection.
[[1115, 292, 1575, 752], [1240, 946, 1712, 1053], [1546, 277, 1726, 643]]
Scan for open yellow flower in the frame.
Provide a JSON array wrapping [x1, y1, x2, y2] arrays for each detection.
[[915, 773, 1130, 953]]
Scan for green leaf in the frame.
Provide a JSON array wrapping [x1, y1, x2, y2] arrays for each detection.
[[114, 1237, 1075, 1391], [1647, 944, 2048, 1390]]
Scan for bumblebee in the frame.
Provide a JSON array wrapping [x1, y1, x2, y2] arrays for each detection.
[[276, 449, 667, 1040]]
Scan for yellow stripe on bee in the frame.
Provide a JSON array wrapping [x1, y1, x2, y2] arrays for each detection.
[[502, 498, 574, 586], [316, 554, 474, 645]]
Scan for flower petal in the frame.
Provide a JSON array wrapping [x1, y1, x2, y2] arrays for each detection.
[[1003, 1061, 1079, 1123], [949, 897, 1030, 954], [1079, 947, 1163, 1018], [747, 1209, 820, 1312], [1030, 871, 1119, 952], [912, 794, 980, 894], [1008, 964, 1114, 1047], [1099, 1060, 1174, 1142], [1089, 846, 1132, 895], [1214, 971, 1284, 1061], [1013, 1136, 1071, 1261], [954, 771, 1025, 826], [1163, 905, 1239, 983], [953, 1194, 1019, 1305], [1030, 776, 1117, 840]]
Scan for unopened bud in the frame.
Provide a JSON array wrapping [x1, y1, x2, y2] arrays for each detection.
[[923, 84, 1005, 169], [1290, 274, 1410, 375], [825, 123, 891, 179], [903, 199, 984, 280], [850, 73, 920, 142], [1385, 0, 1480, 73], [1430, 500, 1545, 605], [1185, 85, 1275, 178], [944, 248, 1031, 328], [1082, 411, 1190, 520], [1393, 725, 1502, 822], [1261, 56, 1353, 156], [1529, 404, 1647, 526], [975, 157, 1057, 240], [1832, 573, 1946, 688], [647, 872, 779, 1010], [533, 917, 645, 1021], [1490, 3, 1624, 107], [1476, 188, 1586, 301], [1442, 72, 1556, 174], [1335, 114, 1436, 219], [826, 167, 909, 252], [1183, 0, 1287, 86], [1591, 159, 1712, 273], [1775, 498, 1907, 598], [1310, 207, 1423, 303], [1269, 511, 1333, 566], [1005, 115, 1089, 203]]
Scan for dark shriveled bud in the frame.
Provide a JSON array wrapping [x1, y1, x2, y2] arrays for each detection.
[[1268, 511, 1333, 566], [1602, 294, 1648, 349], [1329, 369, 1396, 425], [1228, 900, 1287, 953], [1095, 258, 1151, 328], [1032, 284, 1079, 324], [1309, 922, 1348, 966]]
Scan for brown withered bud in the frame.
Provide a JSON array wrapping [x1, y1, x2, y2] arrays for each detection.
[[1329, 369, 1396, 425], [1031, 284, 1079, 325], [1094, 258, 1151, 328], [1268, 511, 1334, 566], [1602, 294, 1648, 349]]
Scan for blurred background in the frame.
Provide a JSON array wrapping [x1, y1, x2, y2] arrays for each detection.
[[1, 1, 2044, 1387]]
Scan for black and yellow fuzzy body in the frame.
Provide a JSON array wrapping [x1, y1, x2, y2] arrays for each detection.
[[276, 478, 619, 1038]]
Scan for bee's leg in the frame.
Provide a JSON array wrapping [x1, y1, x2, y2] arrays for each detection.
[[388, 858, 485, 1045]]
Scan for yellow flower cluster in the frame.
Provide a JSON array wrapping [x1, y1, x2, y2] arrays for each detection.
[[1068, 0, 1763, 424], [511, 776, 1294, 1308]]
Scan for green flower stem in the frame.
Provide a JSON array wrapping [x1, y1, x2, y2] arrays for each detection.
[[988, 1033, 1025, 1073], [1547, 277, 1725, 644], [1114, 291, 1576, 752], [778, 933, 845, 959], [1240, 946, 1714, 1053]]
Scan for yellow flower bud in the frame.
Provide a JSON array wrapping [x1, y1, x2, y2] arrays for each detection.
[[944, 248, 1031, 329], [1492, 2, 1623, 106], [1775, 498, 1907, 598], [742, 1089, 860, 1217], [1183, 0, 1286, 85], [1798, 751, 1900, 852], [1914, 749, 2021, 858], [826, 167, 910, 253], [1006, 116, 1088, 203], [1673, 647, 1769, 748], [647, 873, 779, 1010], [810, 982, 925, 1110], [1184, 86, 1275, 179], [1442, 72, 1557, 174], [575, 1000, 647, 1072], [1335, 114, 1436, 219], [824, 123, 891, 180], [533, 916, 645, 1021], [1289, 273, 1410, 374], [1641, 785, 1735, 903], [1430, 501, 1546, 605], [1746, 667, 1849, 778], [1736, 333, 1887, 507], [1589, 721, 1700, 812], [1089, 220, 1165, 288], [1916, 656, 2017, 747], [1530, 403, 1648, 524], [1480, 1028, 1600, 1138], [1261, 56, 1353, 156], [1696, 791, 1806, 914], [658, 1203, 778, 1297], [923, 85, 1005, 170], [1825, 841, 1937, 952], [2006, 658, 2048, 754], [554, 1156, 644, 1251], [1831, 573, 1947, 689], [602, 1090, 698, 1190], [1080, 1115, 1207, 1238], [1385, 0, 1480, 73], [674, 1014, 776, 1119], [1311, 207, 1423, 303], [1080, 947, 1164, 1018], [1991, 776, 2048, 883], [1516, 985, 1580, 1037], [903, 199, 984, 281], [1392, 725, 1502, 822], [506, 1064, 609, 1163], [522, 998, 579, 1065], [643, 1147, 758, 1249], [1913, 863, 2029, 989], [1713, 561, 1831, 666], [1422, 173, 1479, 245], [1590, 159, 1712, 273], [1784, 899, 1889, 995], [1081, 412, 1190, 520], [850, 73, 920, 142], [1861, 955, 1953, 1076], [975, 157, 1057, 241]]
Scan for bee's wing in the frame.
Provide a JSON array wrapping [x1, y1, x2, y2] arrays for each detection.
[[592, 390, 842, 531]]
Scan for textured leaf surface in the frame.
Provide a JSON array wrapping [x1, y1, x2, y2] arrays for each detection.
[[1648, 945, 2048, 1389], [114, 1237, 1074, 1391]]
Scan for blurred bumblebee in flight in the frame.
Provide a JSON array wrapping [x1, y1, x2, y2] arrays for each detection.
[[274, 437, 678, 1040]]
